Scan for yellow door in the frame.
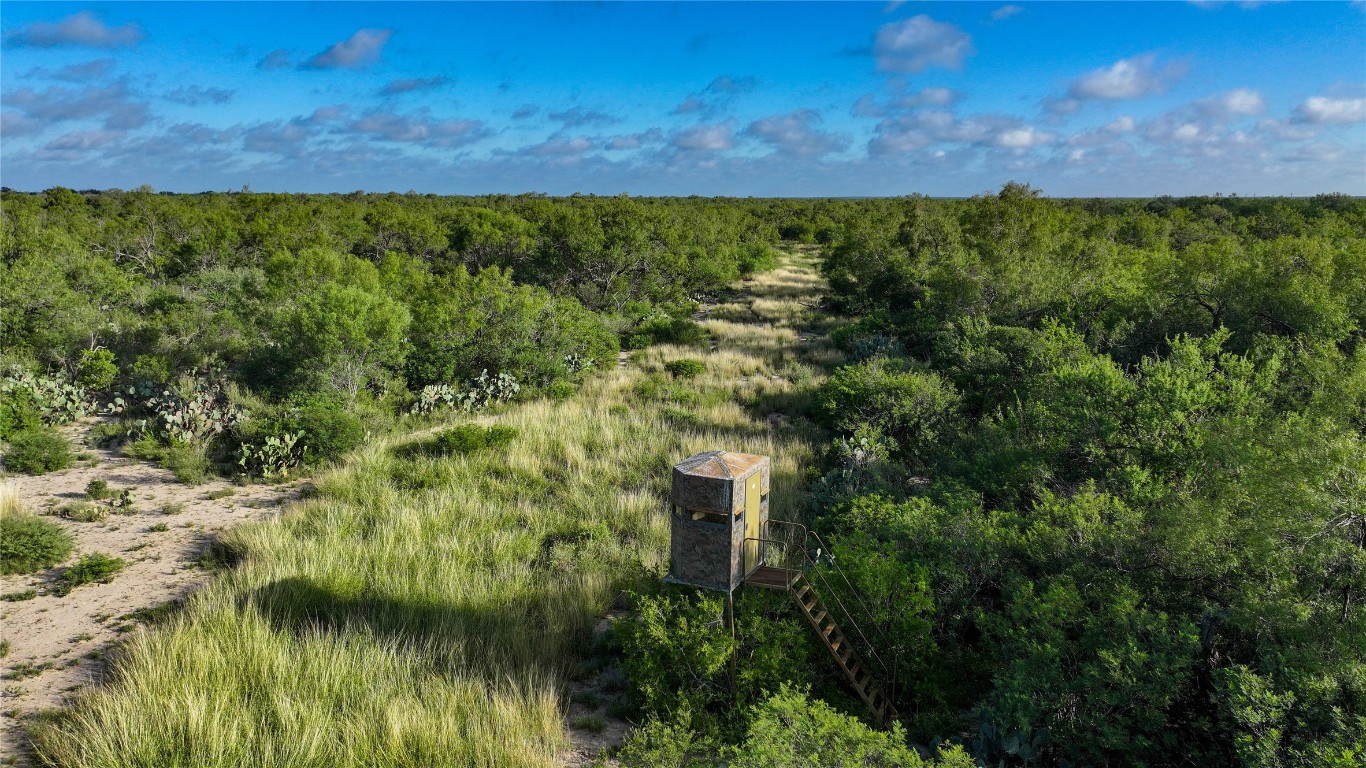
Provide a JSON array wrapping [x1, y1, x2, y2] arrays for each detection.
[[743, 476, 761, 573]]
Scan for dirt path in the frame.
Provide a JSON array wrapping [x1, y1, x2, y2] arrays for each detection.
[[0, 420, 300, 759]]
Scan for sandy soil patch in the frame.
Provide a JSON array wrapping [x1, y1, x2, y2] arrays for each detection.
[[1, 419, 300, 760]]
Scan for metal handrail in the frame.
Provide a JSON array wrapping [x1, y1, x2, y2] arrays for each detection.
[[750, 521, 899, 705]]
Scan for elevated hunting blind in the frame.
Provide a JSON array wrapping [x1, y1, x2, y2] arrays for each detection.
[[665, 450, 770, 592]]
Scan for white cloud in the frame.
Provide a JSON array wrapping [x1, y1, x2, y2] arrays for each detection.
[[744, 110, 849, 156], [1183, 88, 1267, 120], [6, 11, 143, 49], [379, 77, 450, 96], [24, 58, 117, 83], [994, 126, 1055, 149], [891, 87, 960, 109], [345, 110, 488, 148], [1296, 96, 1366, 124], [874, 16, 974, 73], [672, 121, 735, 151], [257, 50, 291, 70], [1218, 88, 1266, 116], [1067, 54, 1181, 101], [165, 86, 234, 107], [303, 29, 392, 70], [44, 130, 124, 152], [521, 136, 596, 157], [991, 5, 1025, 21]]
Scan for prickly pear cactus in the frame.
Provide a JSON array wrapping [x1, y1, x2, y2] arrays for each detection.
[[0, 366, 90, 425], [130, 375, 245, 445], [238, 430, 305, 479]]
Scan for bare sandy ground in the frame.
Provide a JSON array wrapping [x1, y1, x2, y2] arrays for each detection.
[[0, 419, 300, 760]]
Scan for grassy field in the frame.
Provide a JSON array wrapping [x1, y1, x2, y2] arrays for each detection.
[[30, 250, 842, 767]]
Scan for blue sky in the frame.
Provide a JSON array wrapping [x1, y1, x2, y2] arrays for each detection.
[[1, 1, 1363, 196]]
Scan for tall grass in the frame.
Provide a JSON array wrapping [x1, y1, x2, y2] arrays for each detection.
[[31, 251, 843, 767]]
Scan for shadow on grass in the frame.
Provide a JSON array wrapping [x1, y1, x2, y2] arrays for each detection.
[[246, 576, 587, 677]]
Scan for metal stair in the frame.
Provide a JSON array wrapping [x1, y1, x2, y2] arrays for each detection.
[[745, 526, 899, 726]]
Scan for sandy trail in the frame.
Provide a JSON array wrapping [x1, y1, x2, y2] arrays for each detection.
[[0, 419, 300, 759]]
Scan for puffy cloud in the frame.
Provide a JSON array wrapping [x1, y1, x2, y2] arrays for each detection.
[[672, 75, 758, 117], [672, 121, 735, 151], [520, 136, 596, 157], [24, 58, 117, 82], [851, 94, 884, 118], [302, 29, 392, 70], [165, 86, 235, 106], [4, 80, 149, 132], [5, 11, 144, 49], [344, 110, 489, 148], [548, 107, 618, 128], [744, 109, 850, 156], [0, 111, 45, 137], [672, 96, 706, 115], [1067, 53, 1182, 101], [869, 110, 1039, 155], [873, 15, 974, 73], [44, 130, 124, 152], [1295, 96, 1366, 124], [1196, 87, 1267, 117], [993, 126, 1056, 149], [892, 86, 960, 109], [605, 129, 664, 151], [243, 121, 314, 155], [257, 49, 291, 70], [379, 77, 450, 96], [991, 5, 1025, 21]]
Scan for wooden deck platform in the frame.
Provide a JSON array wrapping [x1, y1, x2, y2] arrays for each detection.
[[745, 565, 800, 590]]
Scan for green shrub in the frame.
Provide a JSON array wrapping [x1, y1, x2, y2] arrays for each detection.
[[430, 424, 518, 455], [4, 427, 72, 474], [162, 442, 211, 485], [55, 552, 127, 595], [732, 685, 970, 768], [269, 394, 365, 466], [737, 242, 780, 276], [546, 380, 577, 400], [1, 589, 37, 602], [59, 502, 107, 523], [816, 359, 960, 466], [85, 479, 113, 500], [0, 513, 75, 575], [75, 349, 119, 391], [664, 359, 707, 378], [0, 389, 43, 441], [615, 590, 735, 717], [624, 316, 710, 350]]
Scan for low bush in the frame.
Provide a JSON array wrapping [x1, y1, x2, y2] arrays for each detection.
[[4, 427, 72, 474], [623, 316, 710, 350], [85, 479, 113, 500], [0, 389, 43, 441], [430, 424, 518, 455], [58, 503, 107, 523], [816, 359, 960, 466], [55, 552, 127, 595], [737, 242, 780, 276], [664, 359, 707, 378], [162, 442, 211, 485], [0, 513, 75, 575], [75, 349, 119, 391]]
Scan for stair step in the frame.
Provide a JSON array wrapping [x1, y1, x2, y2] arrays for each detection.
[[810, 609, 827, 623]]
